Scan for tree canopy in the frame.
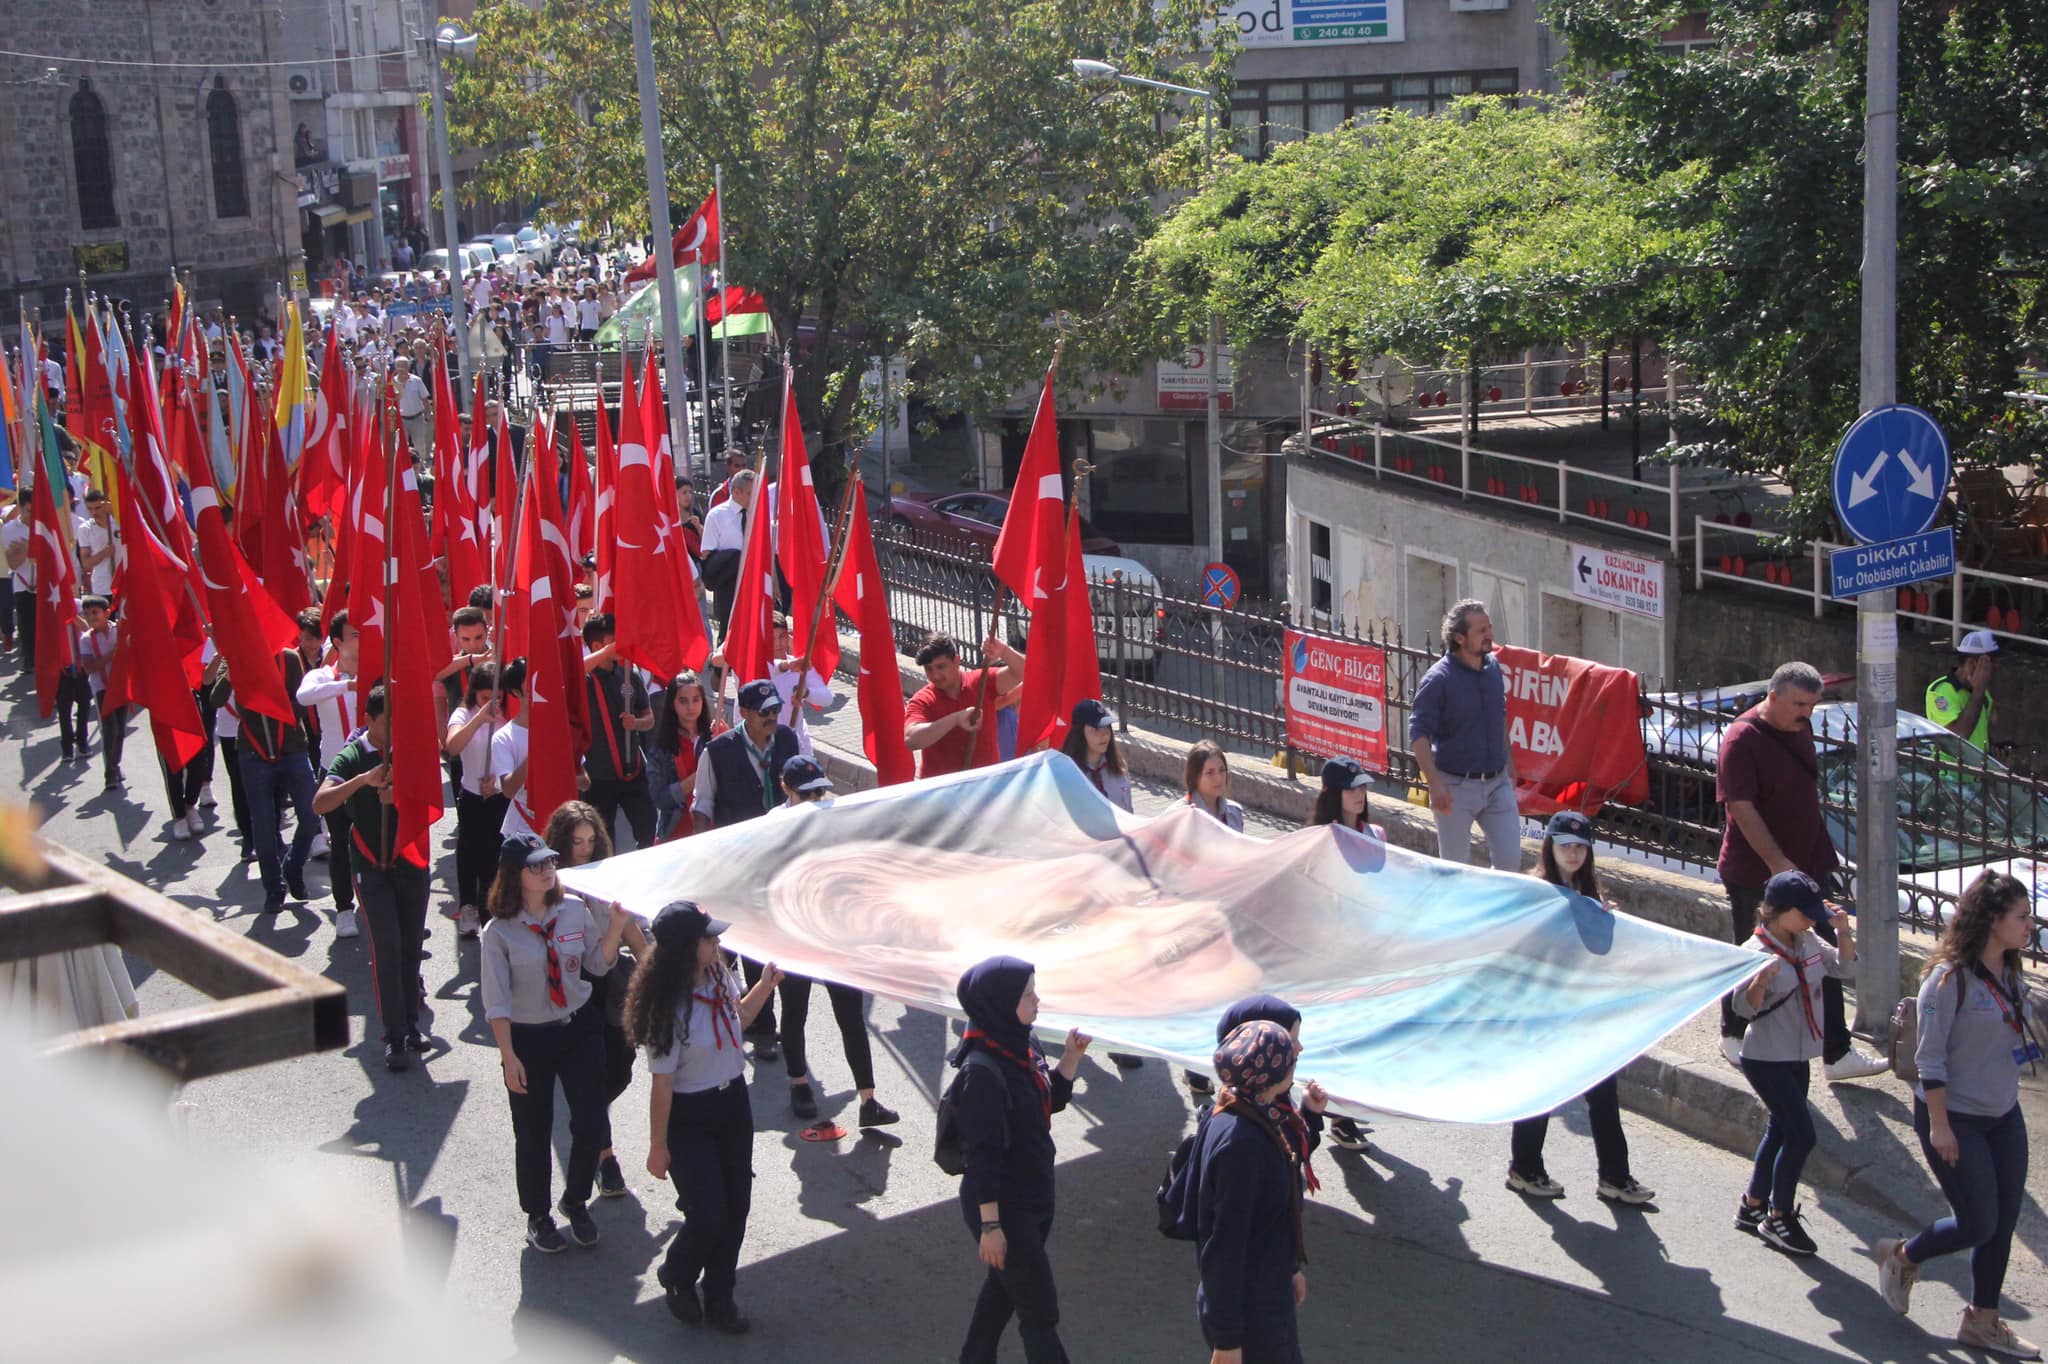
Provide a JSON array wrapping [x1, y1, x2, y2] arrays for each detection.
[[443, 0, 1221, 460], [1136, 97, 1707, 366]]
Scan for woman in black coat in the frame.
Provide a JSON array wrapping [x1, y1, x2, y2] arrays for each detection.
[[951, 955, 1091, 1364], [1196, 1018, 1311, 1364]]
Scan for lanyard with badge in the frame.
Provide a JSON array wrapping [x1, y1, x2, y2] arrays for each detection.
[[1971, 963, 2044, 1070]]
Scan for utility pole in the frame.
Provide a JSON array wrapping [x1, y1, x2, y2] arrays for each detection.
[[425, 8, 471, 418], [629, 0, 692, 475], [1854, 0, 1901, 1038]]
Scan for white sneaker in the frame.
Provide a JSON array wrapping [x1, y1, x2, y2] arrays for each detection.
[[197, 782, 217, 809], [439, 900, 464, 921], [457, 905, 481, 938], [1720, 1036, 1745, 1068], [170, 816, 191, 842], [1873, 1236, 1917, 1314], [334, 908, 360, 939], [1825, 1049, 1891, 1083]]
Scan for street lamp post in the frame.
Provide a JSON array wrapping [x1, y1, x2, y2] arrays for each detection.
[[1072, 60, 1224, 574], [630, 0, 696, 479], [426, 13, 475, 417]]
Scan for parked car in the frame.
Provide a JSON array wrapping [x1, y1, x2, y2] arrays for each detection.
[[488, 234, 530, 269], [1640, 679, 2048, 926], [462, 240, 500, 268], [888, 489, 1122, 558], [515, 225, 552, 268], [421, 247, 484, 278]]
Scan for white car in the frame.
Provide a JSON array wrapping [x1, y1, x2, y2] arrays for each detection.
[[422, 247, 485, 278]]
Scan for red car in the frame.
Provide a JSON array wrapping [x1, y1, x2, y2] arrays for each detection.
[[887, 490, 1121, 557]]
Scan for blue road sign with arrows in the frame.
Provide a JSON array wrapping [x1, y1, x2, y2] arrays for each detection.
[[1831, 404, 1949, 545]]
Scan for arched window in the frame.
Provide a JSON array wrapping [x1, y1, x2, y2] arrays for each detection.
[[206, 77, 249, 219], [70, 79, 116, 230]]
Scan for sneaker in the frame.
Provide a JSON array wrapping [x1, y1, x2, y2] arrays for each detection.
[[748, 1030, 780, 1063], [703, 1303, 751, 1336], [1734, 1198, 1767, 1236], [596, 1155, 627, 1198], [858, 1098, 901, 1128], [1720, 1036, 1746, 1068], [335, 908, 360, 939], [1873, 1237, 1917, 1315], [556, 1196, 599, 1248], [403, 1030, 430, 1054], [60, 747, 73, 763], [1187, 1072, 1215, 1096], [1328, 1117, 1369, 1151], [197, 782, 217, 809], [285, 876, 310, 902], [1597, 1176, 1656, 1206], [790, 1081, 819, 1120], [656, 1264, 703, 1324], [1108, 1051, 1144, 1069], [384, 1041, 410, 1072], [1824, 1049, 1891, 1083], [262, 895, 286, 914], [440, 901, 464, 921], [1960, 1310, 2042, 1360], [457, 905, 481, 938], [526, 1214, 567, 1254], [171, 816, 192, 841], [1506, 1168, 1565, 1199], [1760, 1206, 1818, 1257]]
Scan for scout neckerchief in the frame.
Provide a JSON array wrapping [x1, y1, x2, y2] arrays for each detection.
[[1754, 927, 1823, 1042]]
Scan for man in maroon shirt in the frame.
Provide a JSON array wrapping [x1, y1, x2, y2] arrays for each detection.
[[1716, 660, 1888, 1080], [903, 632, 1024, 779]]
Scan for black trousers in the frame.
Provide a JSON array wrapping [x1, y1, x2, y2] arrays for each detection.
[[662, 1077, 755, 1311], [357, 859, 428, 1044], [507, 1003, 610, 1217], [97, 701, 128, 781], [959, 1206, 1067, 1364], [740, 956, 776, 1034], [158, 749, 207, 820], [54, 670, 93, 755], [1511, 1073, 1631, 1184], [455, 788, 510, 908], [218, 737, 253, 841], [1721, 883, 1852, 1063], [779, 976, 876, 1091], [13, 591, 34, 664], [323, 809, 356, 913], [586, 774, 656, 851]]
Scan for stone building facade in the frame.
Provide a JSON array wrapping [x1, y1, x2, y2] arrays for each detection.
[[0, 0, 302, 330]]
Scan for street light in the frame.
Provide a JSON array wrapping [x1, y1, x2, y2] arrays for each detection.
[[426, 10, 476, 415], [1071, 57, 1225, 579]]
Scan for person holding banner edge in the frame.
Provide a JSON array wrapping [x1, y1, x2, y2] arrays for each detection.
[[1408, 600, 1523, 873]]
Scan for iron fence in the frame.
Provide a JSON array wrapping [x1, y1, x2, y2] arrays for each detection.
[[865, 527, 2048, 957]]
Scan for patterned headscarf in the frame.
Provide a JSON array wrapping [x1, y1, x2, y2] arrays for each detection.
[[1213, 1019, 1310, 1264], [1215, 996, 1319, 1194]]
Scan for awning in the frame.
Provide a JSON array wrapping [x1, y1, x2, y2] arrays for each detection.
[[307, 204, 345, 228], [343, 207, 375, 225]]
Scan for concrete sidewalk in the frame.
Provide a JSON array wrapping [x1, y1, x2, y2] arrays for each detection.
[[800, 629, 2048, 1267]]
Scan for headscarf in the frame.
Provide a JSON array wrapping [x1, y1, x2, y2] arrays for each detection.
[[1214, 1019, 1309, 1264], [952, 955, 1050, 1119], [1214, 996, 1318, 1194]]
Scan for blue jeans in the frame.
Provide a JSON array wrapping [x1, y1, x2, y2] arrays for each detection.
[[1908, 1099, 2028, 1309], [1740, 1057, 1816, 1212], [239, 747, 318, 901]]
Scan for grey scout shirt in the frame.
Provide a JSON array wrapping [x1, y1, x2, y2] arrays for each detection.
[[1914, 961, 2029, 1118], [646, 967, 748, 1094], [480, 900, 612, 1025], [1408, 651, 1508, 776], [1731, 927, 1856, 1062]]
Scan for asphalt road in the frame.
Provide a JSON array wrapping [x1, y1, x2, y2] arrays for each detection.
[[5, 662, 2041, 1363]]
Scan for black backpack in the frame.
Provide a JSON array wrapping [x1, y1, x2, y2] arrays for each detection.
[[933, 1049, 1004, 1177], [1156, 1128, 1202, 1240]]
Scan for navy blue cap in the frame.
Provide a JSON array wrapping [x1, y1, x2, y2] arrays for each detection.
[[1320, 757, 1374, 794], [737, 679, 782, 713], [652, 898, 730, 937], [1071, 698, 1116, 730], [781, 755, 833, 792], [1764, 869, 1826, 917], [1545, 810, 1594, 848], [498, 833, 558, 868]]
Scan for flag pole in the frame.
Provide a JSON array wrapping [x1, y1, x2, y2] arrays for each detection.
[[692, 257, 714, 461], [381, 395, 402, 869], [488, 431, 531, 685], [788, 471, 860, 717], [715, 162, 734, 453], [713, 440, 772, 727]]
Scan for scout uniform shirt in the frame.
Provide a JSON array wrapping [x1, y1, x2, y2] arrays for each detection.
[[480, 898, 610, 1025]]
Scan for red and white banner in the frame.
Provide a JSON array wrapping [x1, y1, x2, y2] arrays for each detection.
[[1283, 630, 1388, 773], [1494, 644, 1650, 816]]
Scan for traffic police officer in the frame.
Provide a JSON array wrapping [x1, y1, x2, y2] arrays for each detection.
[[1926, 630, 1998, 749]]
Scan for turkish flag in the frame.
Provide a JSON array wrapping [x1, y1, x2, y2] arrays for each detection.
[[644, 350, 708, 667], [611, 359, 701, 682], [185, 416, 299, 728], [346, 415, 389, 709], [432, 353, 489, 606], [772, 363, 837, 677], [719, 455, 777, 690], [509, 461, 579, 836], [300, 324, 348, 521], [387, 461, 448, 863], [623, 190, 720, 286], [1052, 499, 1102, 753], [28, 416, 79, 718], [592, 375, 619, 614], [104, 505, 208, 771], [526, 418, 589, 755], [992, 367, 1065, 610], [251, 409, 312, 621], [832, 487, 915, 787], [703, 286, 765, 325], [492, 402, 518, 591], [566, 407, 595, 569]]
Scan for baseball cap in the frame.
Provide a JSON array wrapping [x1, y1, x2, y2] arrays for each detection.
[[1319, 757, 1374, 794], [652, 898, 731, 937], [1071, 698, 1116, 730], [499, 833, 558, 868], [1545, 810, 1594, 848], [781, 755, 834, 793], [737, 679, 782, 713], [1958, 630, 2000, 656], [1763, 869, 1826, 917]]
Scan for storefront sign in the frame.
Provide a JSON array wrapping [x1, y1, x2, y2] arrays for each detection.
[[1283, 630, 1388, 772], [1158, 345, 1235, 411], [1221, 0, 1406, 46], [377, 153, 414, 183], [1494, 644, 1650, 816], [1570, 544, 1666, 620]]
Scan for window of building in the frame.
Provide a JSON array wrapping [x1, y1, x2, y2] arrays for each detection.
[[207, 77, 250, 219], [1230, 70, 1519, 157], [1085, 417, 1193, 545], [70, 80, 116, 230]]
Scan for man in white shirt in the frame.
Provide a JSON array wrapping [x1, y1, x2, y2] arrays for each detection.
[[767, 614, 834, 757], [698, 470, 753, 627], [394, 358, 431, 463], [576, 286, 601, 341], [487, 656, 538, 841], [296, 609, 363, 937], [74, 490, 118, 599]]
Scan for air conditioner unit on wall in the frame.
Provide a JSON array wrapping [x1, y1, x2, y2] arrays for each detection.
[[1448, 0, 1510, 11], [286, 66, 324, 98]]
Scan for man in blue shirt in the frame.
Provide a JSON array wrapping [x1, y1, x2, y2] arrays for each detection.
[[1408, 598, 1523, 871]]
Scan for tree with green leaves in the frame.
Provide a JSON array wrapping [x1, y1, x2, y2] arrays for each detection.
[[1137, 97, 1706, 391], [1547, 0, 2048, 541], [443, 0, 1222, 478]]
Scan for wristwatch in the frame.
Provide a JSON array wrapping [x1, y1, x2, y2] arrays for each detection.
[[980, 1220, 1002, 1234]]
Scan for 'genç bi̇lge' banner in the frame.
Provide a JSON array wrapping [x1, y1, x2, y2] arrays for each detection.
[[1283, 629, 1388, 772]]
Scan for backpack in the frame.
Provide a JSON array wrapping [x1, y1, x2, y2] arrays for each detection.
[[1889, 964, 1965, 1085], [1156, 1129, 1202, 1241], [933, 1049, 1004, 1177]]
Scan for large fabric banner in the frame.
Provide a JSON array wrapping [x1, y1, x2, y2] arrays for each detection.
[[560, 752, 1753, 1124], [1495, 644, 1652, 817]]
